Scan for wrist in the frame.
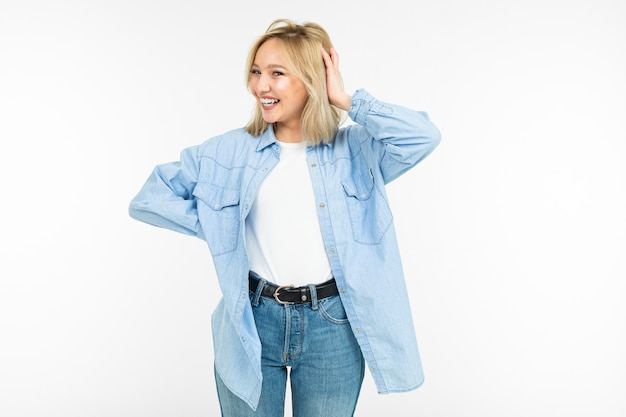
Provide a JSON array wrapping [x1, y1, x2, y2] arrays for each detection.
[[335, 93, 351, 111]]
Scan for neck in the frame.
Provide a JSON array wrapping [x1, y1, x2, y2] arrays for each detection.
[[274, 123, 303, 143]]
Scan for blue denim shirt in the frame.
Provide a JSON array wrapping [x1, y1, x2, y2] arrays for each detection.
[[129, 89, 441, 409]]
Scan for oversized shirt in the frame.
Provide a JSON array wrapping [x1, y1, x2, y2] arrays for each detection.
[[129, 89, 441, 410]]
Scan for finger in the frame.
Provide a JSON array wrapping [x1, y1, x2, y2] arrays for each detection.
[[329, 47, 338, 62], [320, 45, 332, 67]]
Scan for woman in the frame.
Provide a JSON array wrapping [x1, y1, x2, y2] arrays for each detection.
[[129, 18, 440, 417]]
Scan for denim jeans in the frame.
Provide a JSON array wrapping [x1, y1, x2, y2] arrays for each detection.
[[215, 278, 365, 416]]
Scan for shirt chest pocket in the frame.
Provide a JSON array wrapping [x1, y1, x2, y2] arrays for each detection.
[[192, 182, 241, 255], [341, 169, 393, 245]]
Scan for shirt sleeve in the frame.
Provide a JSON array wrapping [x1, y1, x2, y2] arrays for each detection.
[[348, 89, 441, 184], [128, 145, 204, 239]]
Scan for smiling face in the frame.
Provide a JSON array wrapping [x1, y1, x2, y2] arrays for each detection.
[[249, 38, 309, 142]]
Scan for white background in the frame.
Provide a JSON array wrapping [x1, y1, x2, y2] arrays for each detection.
[[1, 0, 625, 416]]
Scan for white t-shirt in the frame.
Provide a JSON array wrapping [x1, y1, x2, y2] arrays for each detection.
[[245, 140, 332, 287]]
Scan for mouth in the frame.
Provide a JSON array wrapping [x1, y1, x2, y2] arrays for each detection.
[[260, 98, 280, 107]]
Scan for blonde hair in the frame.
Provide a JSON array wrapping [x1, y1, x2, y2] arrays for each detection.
[[244, 19, 344, 145]]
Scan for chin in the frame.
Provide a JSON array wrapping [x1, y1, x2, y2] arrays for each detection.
[[261, 113, 278, 124]]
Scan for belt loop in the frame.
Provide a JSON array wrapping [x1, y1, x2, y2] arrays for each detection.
[[251, 276, 266, 307], [307, 284, 319, 310]]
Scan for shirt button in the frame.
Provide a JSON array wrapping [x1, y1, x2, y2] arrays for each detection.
[[370, 366, 376, 371], [355, 328, 360, 334], [311, 163, 317, 167], [329, 248, 335, 254], [319, 203, 325, 208]]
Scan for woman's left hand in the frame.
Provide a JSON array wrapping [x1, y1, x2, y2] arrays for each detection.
[[321, 46, 351, 111]]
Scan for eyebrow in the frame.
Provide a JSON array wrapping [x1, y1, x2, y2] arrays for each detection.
[[251, 63, 287, 70]]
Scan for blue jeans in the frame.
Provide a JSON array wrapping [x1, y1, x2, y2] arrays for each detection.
[[215, 278, 365, 416]]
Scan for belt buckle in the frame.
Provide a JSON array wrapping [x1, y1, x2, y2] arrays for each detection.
[[273, 284, 295, 305]]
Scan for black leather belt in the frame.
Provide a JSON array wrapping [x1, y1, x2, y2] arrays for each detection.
[[249, 273, 339, 305]]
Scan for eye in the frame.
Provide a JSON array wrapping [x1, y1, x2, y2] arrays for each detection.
[[250, 69, 261, 75], [272, 71, 284, 76]]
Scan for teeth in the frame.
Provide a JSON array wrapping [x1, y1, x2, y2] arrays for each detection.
[[260, 98, 279, 106]]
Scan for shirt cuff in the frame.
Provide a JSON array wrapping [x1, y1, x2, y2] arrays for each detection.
[[348, 89, 393, 125]]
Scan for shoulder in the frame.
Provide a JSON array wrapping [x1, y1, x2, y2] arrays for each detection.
[[195, 128, 259, 159], [330, 123, 370, 156]]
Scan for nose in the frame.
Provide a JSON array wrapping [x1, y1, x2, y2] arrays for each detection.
[[254, 74, 270, 96]]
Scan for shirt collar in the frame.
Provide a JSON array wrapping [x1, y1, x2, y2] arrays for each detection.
[[256, 124, 277, 152], [255, 124, 336, 151]]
